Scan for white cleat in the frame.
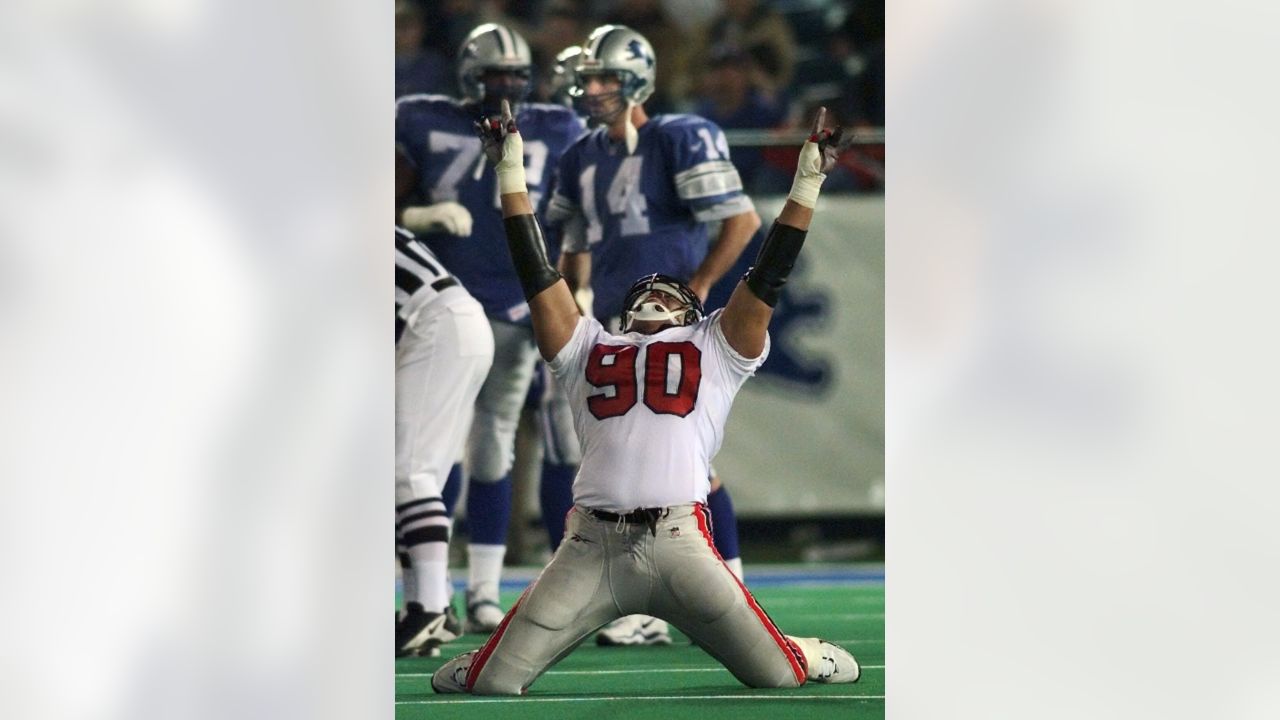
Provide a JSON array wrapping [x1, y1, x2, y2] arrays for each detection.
[[807, 640, 861, 684], [431, 650, 477, 694], [595, 615, 672, 646]]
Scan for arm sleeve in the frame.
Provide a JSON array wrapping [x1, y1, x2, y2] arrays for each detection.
[[668, 118, 756, 223]]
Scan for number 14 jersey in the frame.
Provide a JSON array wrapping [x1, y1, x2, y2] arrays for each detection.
[[547, 310, 770, 512], [547, 114, 755, 323]]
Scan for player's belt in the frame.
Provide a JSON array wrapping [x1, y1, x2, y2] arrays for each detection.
[[588, 507, 670, 536]]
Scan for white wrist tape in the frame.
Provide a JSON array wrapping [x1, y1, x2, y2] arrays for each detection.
[[496, 132, 527, 195], [788, 175, 824, 208], [787, 140, 827, 208]]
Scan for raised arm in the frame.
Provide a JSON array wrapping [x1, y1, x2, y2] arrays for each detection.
[[719, 107, 851, 358], [476, 100, 580, 361]]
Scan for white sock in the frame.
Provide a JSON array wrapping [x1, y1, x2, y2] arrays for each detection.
[[407, 545, 449, 613], [467, 543, 506, 602], [725, 557, 744, 581], [443, 569, 455, 612]]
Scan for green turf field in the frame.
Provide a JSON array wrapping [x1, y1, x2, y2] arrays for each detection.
[[396, 567, 884, 719]]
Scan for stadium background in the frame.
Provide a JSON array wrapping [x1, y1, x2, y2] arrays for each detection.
[[399, 0, 884, 562]]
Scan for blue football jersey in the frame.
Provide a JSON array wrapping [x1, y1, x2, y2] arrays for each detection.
[[546, 114, 754, 322], [396, 94, 585, 323]]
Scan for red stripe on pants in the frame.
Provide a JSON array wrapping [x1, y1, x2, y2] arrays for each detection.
[[465, 585, 532, 691], [693, 503, 807, 685]]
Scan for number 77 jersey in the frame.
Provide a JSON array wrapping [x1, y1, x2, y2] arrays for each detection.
[[547, 310, 770, 512]]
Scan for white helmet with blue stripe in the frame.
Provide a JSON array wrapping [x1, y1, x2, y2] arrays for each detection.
[[457, 23, 533, 107], [572, 25, 656, 106]]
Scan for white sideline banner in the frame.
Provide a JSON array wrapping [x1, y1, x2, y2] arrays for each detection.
[[718, 195, 885, 516]]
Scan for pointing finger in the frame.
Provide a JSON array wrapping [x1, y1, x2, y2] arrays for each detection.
[[501, 99, 514, 129], [809, 106, 827, 141]]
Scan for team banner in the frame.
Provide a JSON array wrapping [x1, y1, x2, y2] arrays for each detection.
[[715, 196, 884, 516]]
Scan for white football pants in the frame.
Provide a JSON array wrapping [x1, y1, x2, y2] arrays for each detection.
[[462, 504, 808, 695], [396, 288, 493, 505]]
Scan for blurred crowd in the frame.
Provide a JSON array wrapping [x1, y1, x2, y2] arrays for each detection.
[[396, 0, 884, 192]]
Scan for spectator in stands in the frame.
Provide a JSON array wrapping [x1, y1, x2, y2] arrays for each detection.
[[432, 0, 534, 66], [687, 0, 796, 99], [759, 102, 883, 193], [602, 0, 695, 113], [396, 1, 452, 97], [694, 44, 786, 191], [531, 1, 588, 103], [827, 9, 885, 126]]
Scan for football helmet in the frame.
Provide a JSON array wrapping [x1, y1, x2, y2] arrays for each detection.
[[457, 23, 533, 109], [571, 25, 656, 122], [548, 45, 583, 108], [621, 274, 703, 333]]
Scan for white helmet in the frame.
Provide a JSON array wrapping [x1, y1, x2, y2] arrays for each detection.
[[621, 274, 703, 333], [572, 25, 656, 107], [457, 23, 533, 106]]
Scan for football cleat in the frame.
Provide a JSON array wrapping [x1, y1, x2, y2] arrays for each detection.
[[464, 591, 505, 634], [595, 615, 672, 646], [807, 639, 861, 684], [396, 602, 461, 657], [431, 649, 478, 694]]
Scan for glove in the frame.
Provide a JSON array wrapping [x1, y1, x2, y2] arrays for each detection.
[[401, 201, 474, 236], [474, 98, 526, 195], [788, 106, 851, 209]]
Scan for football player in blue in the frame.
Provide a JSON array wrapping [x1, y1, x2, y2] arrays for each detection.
[[542, 25, 760, 646], [396, 23, 586, 634]]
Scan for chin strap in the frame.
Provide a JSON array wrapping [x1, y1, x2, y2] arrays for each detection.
[[623, 101, 639, 155]]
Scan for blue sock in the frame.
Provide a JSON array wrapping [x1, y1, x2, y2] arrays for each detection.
[[707, 485, 741, 561], [466, 476, 512, 545], [539, 461, 577, 551], [442, 464, 463, 517]]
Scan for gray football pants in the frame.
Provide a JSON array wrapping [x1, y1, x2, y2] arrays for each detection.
[[467, 318, 539, 482], [465, 503, 808, 694]]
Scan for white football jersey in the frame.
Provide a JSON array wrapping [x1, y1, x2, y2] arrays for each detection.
[[548, 309, 770, 511]]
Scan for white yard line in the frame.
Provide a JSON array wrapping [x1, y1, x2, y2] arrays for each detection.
[[397, 694, 885, 705], [399, 666, 884, 678], [763, 597, 884, 606], [786, 613, 885, 620]]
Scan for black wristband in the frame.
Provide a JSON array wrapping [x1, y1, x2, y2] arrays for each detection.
[[743, 221, 807, 307], [503, 214, 563, 301]]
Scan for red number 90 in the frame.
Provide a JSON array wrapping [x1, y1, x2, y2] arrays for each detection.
[[585, 341, 702, 420]]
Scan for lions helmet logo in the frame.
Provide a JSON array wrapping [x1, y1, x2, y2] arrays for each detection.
[[626, 39, 654, 68]]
